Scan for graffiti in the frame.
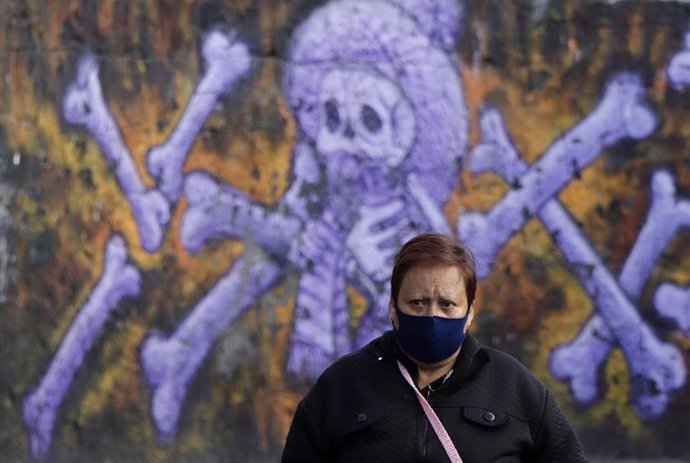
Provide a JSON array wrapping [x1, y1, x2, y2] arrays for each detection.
[[13, 0, 690, 460], [464, 103, 687, 418], [282, 0, 466, 375], [149, 0, 467, 441], [62, 54, 172, 253], [23, 0, 467, 455], [23, 235, 141, 458]]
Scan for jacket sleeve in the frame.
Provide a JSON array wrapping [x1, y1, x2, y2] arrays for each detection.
[[529, 391, 590, 462], [281, 400, 331, 463]]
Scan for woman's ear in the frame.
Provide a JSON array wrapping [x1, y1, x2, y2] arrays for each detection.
[[466, 303, 474, 331]]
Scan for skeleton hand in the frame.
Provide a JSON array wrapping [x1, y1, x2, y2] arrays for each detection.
[[288, 211, 341, 271], [346, 199, 413, 283]]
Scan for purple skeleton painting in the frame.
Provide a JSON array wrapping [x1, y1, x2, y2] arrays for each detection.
[[21, 0, 690, 459]]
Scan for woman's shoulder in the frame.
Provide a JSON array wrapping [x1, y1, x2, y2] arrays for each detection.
[[475, 341, 549, 396], [319, 332, 394, 379]]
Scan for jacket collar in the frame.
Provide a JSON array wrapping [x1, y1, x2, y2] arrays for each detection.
[[375, 330, 490, 393]]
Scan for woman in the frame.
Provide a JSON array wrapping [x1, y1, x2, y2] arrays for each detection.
[[282, 233, 588, 462]]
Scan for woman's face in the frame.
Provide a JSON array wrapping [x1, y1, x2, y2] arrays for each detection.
[[390, 264, 473, 325]]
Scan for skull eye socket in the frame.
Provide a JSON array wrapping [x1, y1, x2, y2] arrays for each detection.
[[361, 104, 382, 134], [325, 100, 340, 133]]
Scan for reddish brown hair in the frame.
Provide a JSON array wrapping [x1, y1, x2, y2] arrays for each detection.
[[390, 233, 477, 307]]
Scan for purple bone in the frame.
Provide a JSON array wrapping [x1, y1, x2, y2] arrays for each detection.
[[655, 284, 690, 334], [620, 171, 690, 294], [146, 28, 251, 202], [458, 73, 657, 278], [470, 108, 686, 418], [63, 55, 170, 252], [23, 235, 141, 459], [140, 250, 283, 440], [180, 171, 300, 257], [666, 29, 690, 90], [554, 170, 690, 404]]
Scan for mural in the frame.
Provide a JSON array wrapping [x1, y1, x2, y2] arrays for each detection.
[[2, 0, 690, 461]]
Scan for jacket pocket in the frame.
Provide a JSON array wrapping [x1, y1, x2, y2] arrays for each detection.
[[462, 406, 510, 427], [337, 409, 415, 461], [340, 408, 390, 437]]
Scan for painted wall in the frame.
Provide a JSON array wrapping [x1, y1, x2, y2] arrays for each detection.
[[2, 0, 690, 461]]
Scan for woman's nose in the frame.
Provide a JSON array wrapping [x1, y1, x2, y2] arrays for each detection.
[[422, 304, 438, 317]]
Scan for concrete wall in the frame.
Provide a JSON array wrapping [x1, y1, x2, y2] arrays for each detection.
[[1, 0, 690, 461]]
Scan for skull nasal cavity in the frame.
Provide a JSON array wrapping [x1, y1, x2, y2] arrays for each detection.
[[344, 122, 355, 139], [361, 104, 382, 133], [325, 100, 340, 133]]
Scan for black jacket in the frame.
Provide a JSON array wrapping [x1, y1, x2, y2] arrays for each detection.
[[282, 331, 589, 462]]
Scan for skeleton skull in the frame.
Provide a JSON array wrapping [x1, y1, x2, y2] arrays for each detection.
[[316, 67, 416, 168]]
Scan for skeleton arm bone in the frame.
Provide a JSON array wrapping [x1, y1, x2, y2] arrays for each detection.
[[181, 171, 301, 258], [181, 140, 322, 257]]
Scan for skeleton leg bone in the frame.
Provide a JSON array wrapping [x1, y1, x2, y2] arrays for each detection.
[[458, 73, 657, 278], [23, 235, 141, 459], [146, 29, 251, 202], [63, 55, 170, 252], [470, 108, 685, 418], [140, 249, 283, 440]]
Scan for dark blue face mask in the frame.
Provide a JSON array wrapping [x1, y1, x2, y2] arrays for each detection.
[[394, 300, 470, 364]]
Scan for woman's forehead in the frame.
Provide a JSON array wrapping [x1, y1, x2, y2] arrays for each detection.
[[400, 265, 465, 292]]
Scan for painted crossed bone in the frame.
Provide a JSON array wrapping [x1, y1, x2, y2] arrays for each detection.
[[23, 235, 141, 459], [139, 244, 283, 440], [655, 284, 690, 335], [146, 28, 251, 202], [142, 163, 340, 437], [666, 29, 690, 90], [469, 104, 686, 418], [63, 29, 251, 252], [142, 169, 299, 440], [550, 170, 690, 406], [63, 55, 170, 253], [458, 72, 657, 279]]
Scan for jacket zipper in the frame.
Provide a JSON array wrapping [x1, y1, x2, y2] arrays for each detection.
[[421, 387, 432, 457]]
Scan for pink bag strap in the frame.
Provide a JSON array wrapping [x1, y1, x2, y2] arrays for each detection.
[[397, 360, 463, 463]]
